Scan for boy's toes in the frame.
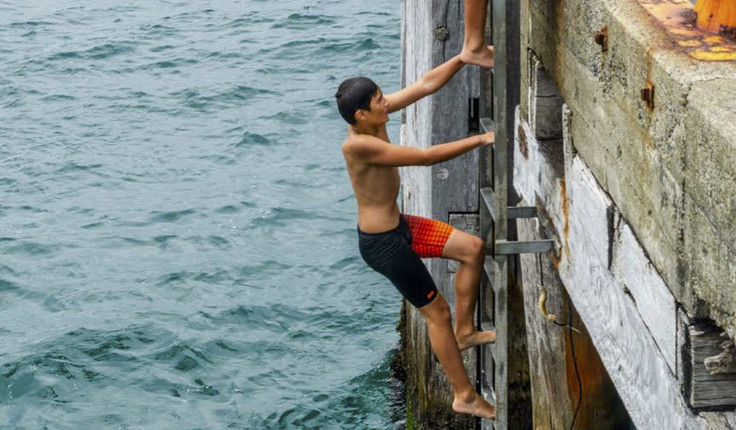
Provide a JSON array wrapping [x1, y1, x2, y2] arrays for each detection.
[[456, 330, 496, 351]]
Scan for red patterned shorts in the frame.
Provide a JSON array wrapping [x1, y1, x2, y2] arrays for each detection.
[[357, 213, 456, 307], [401, 214, 455, 258]]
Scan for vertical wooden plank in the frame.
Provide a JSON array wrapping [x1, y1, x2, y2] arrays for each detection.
[[478, 5, 496, 426], [430, 0, 480, 220], [503, 0, 533, 426], [494, 255, 509, 430]]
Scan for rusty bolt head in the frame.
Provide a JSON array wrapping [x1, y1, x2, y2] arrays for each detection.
[[641, 81, 655, 110], [594, 27, 608, 52], [434, 26, 450, 41]]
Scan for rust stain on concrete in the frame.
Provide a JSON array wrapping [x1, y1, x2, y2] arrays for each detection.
[[637, 0, 736, 61]]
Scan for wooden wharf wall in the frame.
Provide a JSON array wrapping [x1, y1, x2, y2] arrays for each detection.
[[398, 0, 736, 429]]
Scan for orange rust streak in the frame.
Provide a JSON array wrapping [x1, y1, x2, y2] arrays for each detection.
[[559, 179, 570, 261]]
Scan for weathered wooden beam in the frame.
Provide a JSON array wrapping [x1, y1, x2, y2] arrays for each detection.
[[513, 108, 700, 429], [688, 323, 736, 409], [400, 0, 480, 428], [529, 53, 564, 140], [704, 336, 736, 375]]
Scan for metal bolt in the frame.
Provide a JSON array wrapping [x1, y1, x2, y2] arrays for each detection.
[[434, 26, 450, 41], [641, 80, 655, 110], [594, 26, 608, 52], [436, 168, 449, 181]]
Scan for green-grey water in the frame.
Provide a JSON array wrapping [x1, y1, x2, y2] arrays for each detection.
[[0, 1, 404, 428]]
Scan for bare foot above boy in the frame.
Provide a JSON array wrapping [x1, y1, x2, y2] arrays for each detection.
[[460, 0, 495, 68]]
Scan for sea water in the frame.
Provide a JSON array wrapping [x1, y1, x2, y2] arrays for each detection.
[[0, 1, 404, 428]]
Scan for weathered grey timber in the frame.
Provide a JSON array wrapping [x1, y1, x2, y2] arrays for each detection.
[[514, 109, 701, 429], [528, 57, 564, 140], [399, 0, 480, 428], [689, 324, 736, 409], [517, 216, 632, 429], [704, 337, 736, 375]]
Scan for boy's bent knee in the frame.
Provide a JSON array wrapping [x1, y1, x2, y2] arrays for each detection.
[[471, 235, 484, 259], [460, 235, 484, 264]]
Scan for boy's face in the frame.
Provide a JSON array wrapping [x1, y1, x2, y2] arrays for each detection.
[[356, 89, 389, 126]]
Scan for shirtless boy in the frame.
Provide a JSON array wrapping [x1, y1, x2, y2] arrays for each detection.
[[336, 54, 496, 420]]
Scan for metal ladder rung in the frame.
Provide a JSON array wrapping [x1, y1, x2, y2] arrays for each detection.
[[480, 320, 496, 333], [481, 187, 537, 222], [492, 239, 556, 255], [483, 256, 497, 293], [485, 341, 497, 362], [480, 117, 494, 134], [481, 187, 496, 222], [480, 370, 496, 404], [509, 206, 537, 219]]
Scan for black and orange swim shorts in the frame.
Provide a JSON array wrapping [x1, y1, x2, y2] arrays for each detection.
[[358, 214, 455, 308]]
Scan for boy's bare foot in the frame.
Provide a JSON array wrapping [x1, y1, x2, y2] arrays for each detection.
[[456, 330, 496, 352], [453, 390, 496, 419], [460, 45, 494, 68]]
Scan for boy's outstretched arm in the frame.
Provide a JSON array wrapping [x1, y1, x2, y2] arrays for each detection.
[[343, 131, 495, 167], [385, 55, 465, 113]]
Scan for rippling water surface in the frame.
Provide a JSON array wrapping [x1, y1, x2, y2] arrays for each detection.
[[0, 1, 403, 428]]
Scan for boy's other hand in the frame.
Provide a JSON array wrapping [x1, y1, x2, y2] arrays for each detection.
[[479, 131, 495, 146]]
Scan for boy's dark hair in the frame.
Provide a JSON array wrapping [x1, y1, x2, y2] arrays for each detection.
[[335, 77, 379, 125]]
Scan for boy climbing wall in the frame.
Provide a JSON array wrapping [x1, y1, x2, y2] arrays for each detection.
[[336, 52, 496, 419]]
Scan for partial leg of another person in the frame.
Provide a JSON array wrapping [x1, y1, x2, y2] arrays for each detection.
[[460, 0, 495, 68]]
